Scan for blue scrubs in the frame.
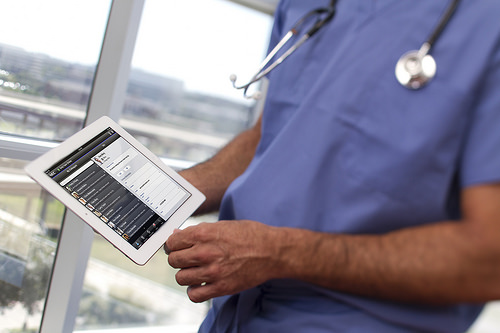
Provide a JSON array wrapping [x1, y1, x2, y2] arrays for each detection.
[[200, 0, 500, 332]]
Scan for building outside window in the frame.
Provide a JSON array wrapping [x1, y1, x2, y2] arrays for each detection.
[[119, 0, 272, 165]]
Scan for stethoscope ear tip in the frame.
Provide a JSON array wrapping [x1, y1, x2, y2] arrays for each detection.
[[251, 91, 262, 100], [229, 73, 262, 99]]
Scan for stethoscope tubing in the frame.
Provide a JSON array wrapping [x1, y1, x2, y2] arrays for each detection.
[[231, 1, 336, 98], [232, 0, 460, 97], [426, 0, 461, 49]]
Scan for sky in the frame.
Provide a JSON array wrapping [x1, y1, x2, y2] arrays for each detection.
[[0, 0, 273, 101], [0, 0, 111, 64]]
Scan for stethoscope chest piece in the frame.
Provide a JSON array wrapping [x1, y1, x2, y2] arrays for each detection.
[[395, 43, 436, 90]]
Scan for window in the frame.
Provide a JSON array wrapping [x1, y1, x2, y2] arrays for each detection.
[[0, 0, 273, 332], [0, 0, 111, 142], [0, 158, 62, 331], [0, 1, 110, 332], [74, 0, 273, 331], [120, 0, 273, 164]]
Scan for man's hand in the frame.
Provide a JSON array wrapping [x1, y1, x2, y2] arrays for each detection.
[[165, 220, 283, 303]]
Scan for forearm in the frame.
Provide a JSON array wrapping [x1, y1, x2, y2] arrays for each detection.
[[276, 220, 500, 304], [167, 180, 500, 305], [180, 115, 262, 215]]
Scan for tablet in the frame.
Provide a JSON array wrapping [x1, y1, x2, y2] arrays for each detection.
[[25, 116, 205, 265]]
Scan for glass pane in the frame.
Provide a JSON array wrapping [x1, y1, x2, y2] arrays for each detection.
[[0, 158, 65, 332], [74, 216, 215, 332], [0, 0, 111, 141], [120, 0, 273, 164]]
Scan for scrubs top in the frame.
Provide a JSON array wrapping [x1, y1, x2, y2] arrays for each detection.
[[200, 0, 500, 332]]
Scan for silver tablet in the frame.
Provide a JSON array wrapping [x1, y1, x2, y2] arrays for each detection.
[[25, 116, 205, 265]]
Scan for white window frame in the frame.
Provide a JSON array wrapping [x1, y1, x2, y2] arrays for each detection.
[[229, 0, 278, 14], [38, 1, 145, 331]]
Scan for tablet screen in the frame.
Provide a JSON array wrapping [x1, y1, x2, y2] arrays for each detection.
[[45, 127, 191, 250]]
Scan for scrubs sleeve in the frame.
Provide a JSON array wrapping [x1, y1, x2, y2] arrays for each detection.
[[461, 43, 500, 187]]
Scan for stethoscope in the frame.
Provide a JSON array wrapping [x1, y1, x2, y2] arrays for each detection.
[[231, 0, 460, 99]]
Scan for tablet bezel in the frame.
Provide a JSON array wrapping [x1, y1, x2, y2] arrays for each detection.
[[24, 116, 205, 265]]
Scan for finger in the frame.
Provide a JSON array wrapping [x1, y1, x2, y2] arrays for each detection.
[[165, 228, 194, 252], [169, 241, 224, 269], [168, 250, 204, 269], [163, 242, 171, 255], [175, 266, 211, 286], [163, 229, 184, 254], [186, 284, 208, 303], [187, 282, 224, 303]]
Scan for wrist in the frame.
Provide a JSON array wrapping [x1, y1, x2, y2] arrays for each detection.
[[268, 227, 319, 281], [269, 227, 347, 288]]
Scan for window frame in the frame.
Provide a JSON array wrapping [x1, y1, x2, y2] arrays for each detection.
[[0, 1, 145, 331], [228, 0, 277, 15], [38, 1, 145, 331]]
